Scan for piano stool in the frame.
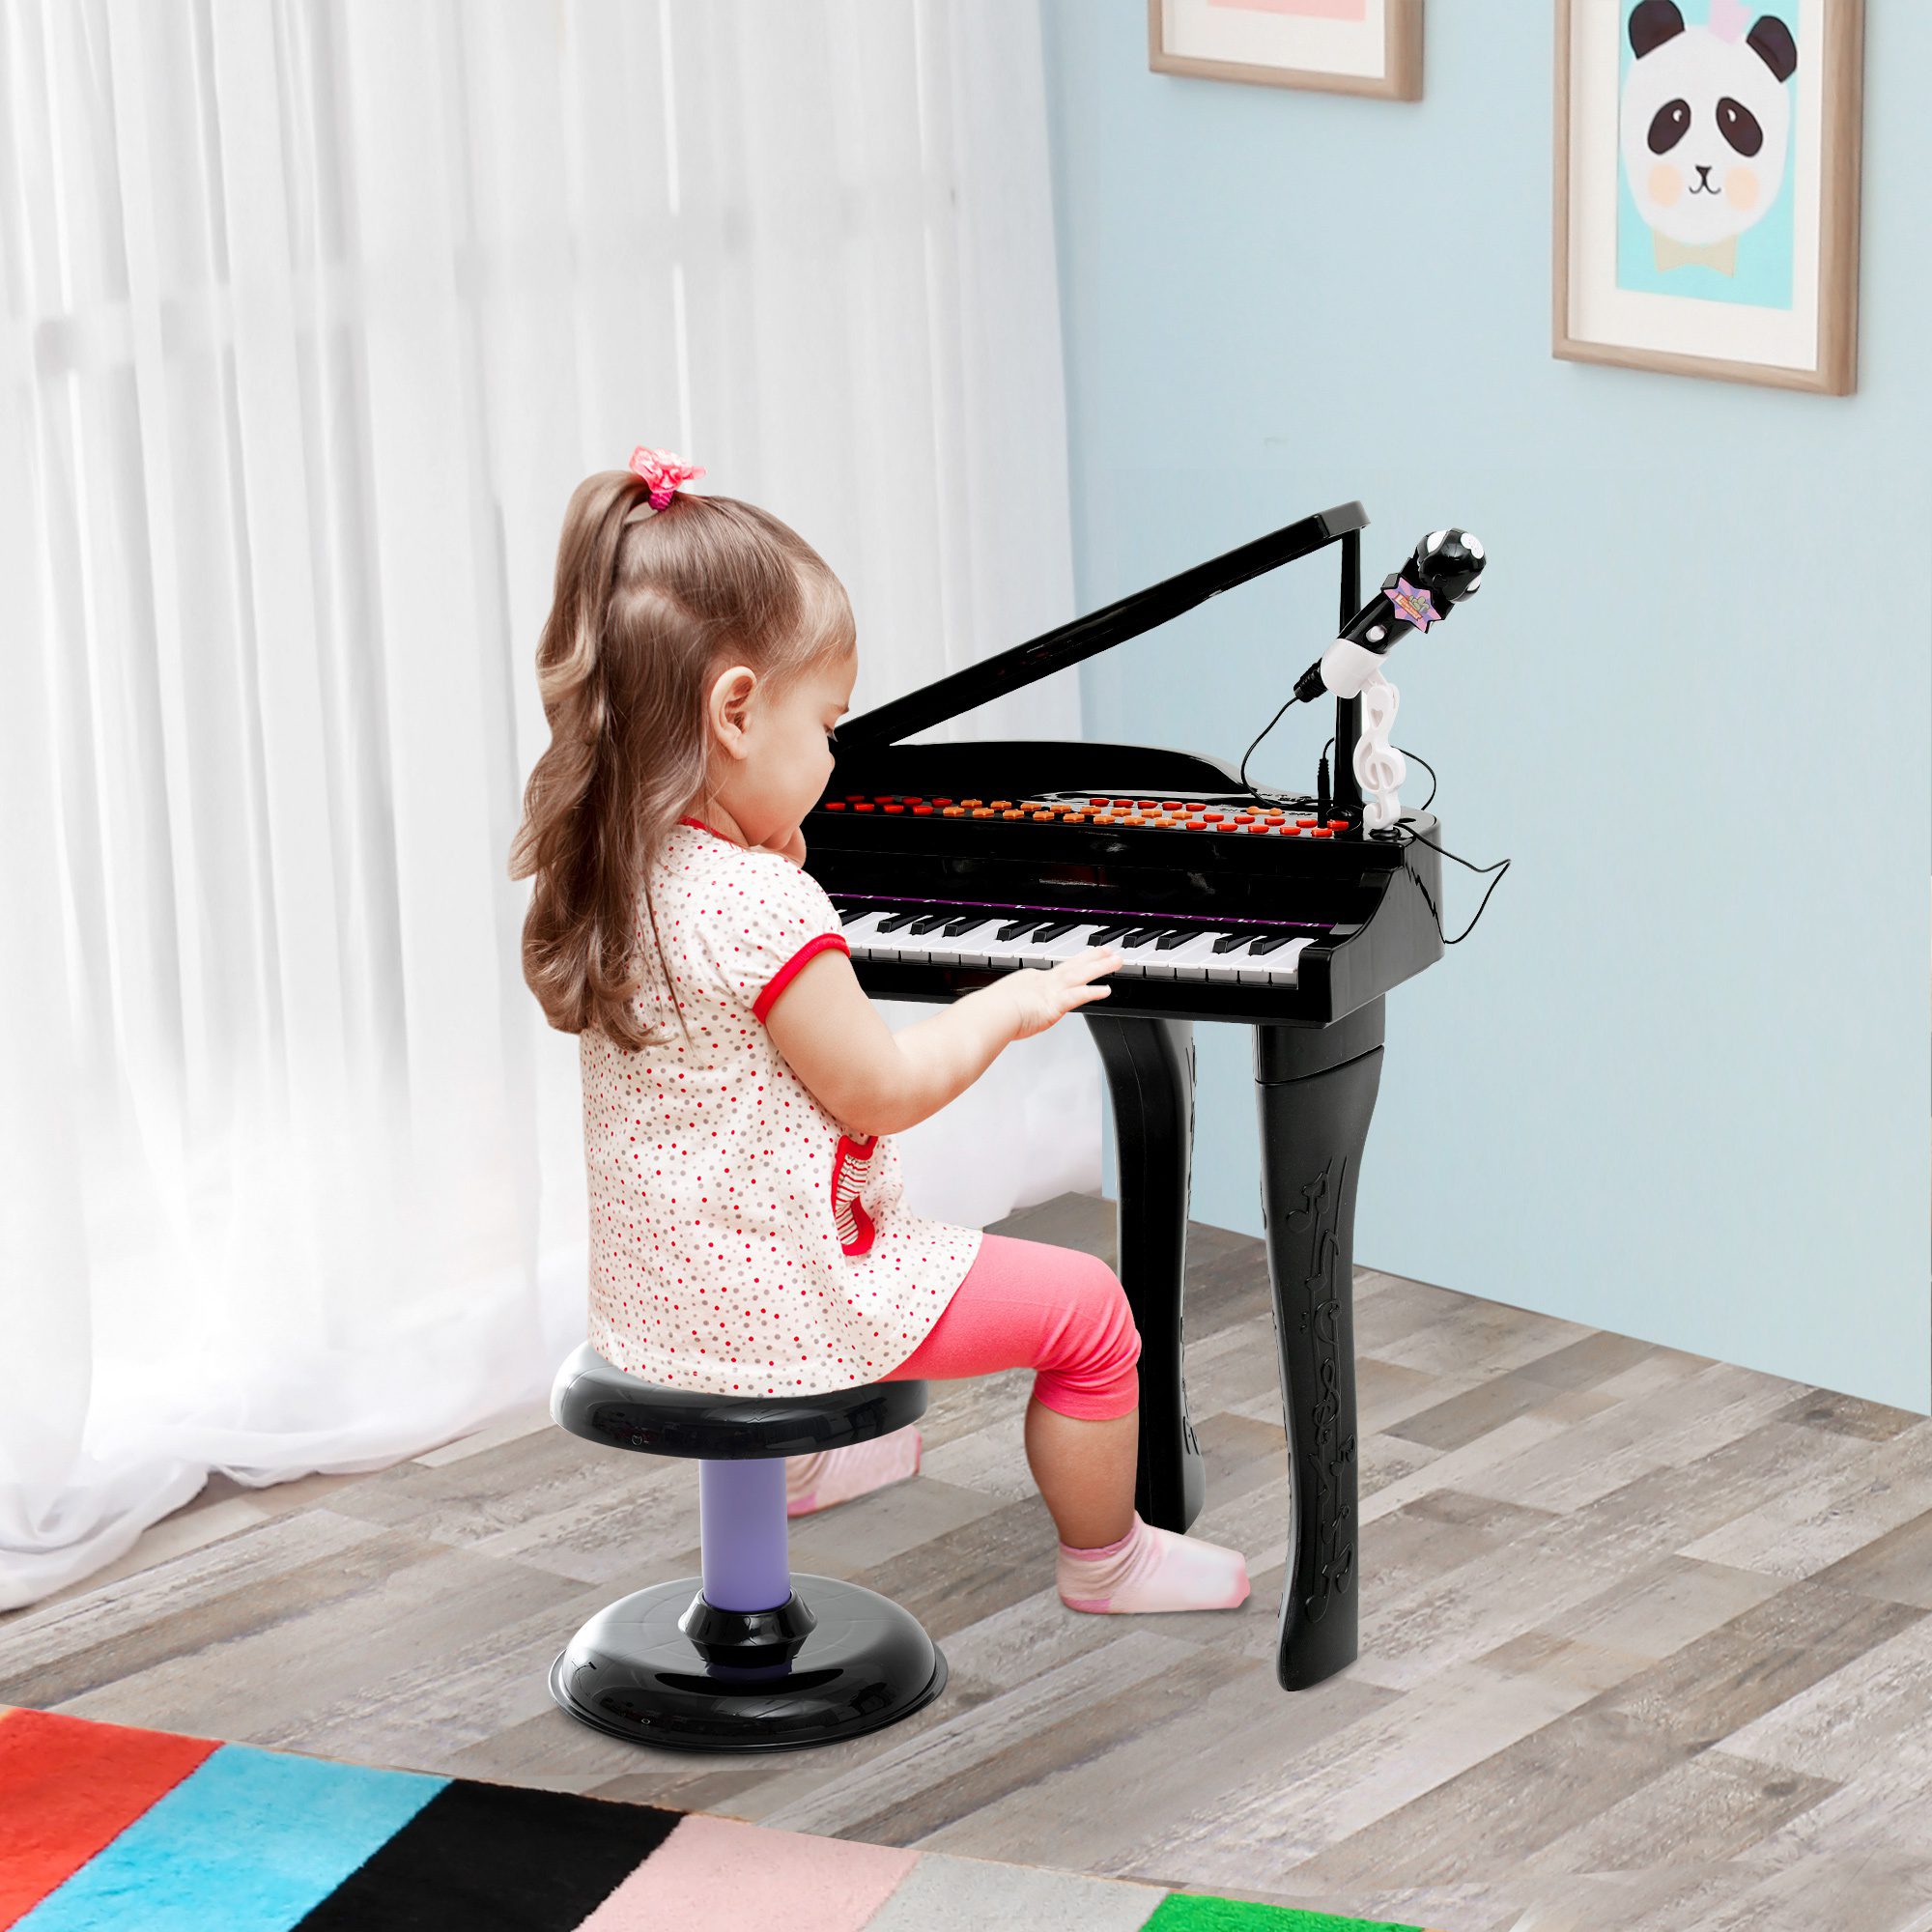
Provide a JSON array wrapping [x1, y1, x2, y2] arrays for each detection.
[[545, 1341, 946, 1752]]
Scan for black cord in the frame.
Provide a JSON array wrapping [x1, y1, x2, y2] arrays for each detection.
[[1238, 701, 1509, 945], [1364, 747, 1508, 945]]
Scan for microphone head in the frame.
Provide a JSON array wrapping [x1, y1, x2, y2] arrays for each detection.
[[1406, 527, 1486, 606]]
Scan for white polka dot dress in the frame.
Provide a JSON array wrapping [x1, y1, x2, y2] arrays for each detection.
[[581, 816, 985, 1396]]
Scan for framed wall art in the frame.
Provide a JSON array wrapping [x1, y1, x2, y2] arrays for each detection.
[[1554, 0, 1863, 393], [1149, 0, 1423, 100]]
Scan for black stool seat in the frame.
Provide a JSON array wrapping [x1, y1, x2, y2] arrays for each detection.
[[549, 1341, 928, 1460]]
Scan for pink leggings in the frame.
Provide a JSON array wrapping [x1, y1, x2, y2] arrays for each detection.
[[878, 1232, 1141, 1421]]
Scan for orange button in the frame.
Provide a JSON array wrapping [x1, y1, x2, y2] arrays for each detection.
[[1032, 810, 1054, 820], [972, 808, 995, 817], [961, 798, 983, 809], [943, 806, 965, 816]]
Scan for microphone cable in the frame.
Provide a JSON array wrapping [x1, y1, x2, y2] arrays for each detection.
[[1236, 698, 1510, 946]]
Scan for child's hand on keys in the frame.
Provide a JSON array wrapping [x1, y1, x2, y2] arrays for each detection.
[[1000, 947, 1122, 1040]]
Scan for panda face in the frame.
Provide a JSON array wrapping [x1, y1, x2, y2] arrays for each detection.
[[1620, 3, 1796, 249]]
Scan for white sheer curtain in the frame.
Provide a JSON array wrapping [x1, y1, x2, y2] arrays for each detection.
[[0, 0, 1090, 1612]]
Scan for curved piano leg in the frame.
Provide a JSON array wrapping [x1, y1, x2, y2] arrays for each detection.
[[1254, 999, 1384, 1690], [1083, 1012, 1206, 1534]]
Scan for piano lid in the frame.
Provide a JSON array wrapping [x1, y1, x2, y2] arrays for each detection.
[[833, 499, 1369, 752]]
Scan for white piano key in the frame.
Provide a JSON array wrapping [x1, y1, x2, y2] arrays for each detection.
[[1142, 930, 1234, 981], [839, 909, 901, 957], [1236, 935, 1314, 986]]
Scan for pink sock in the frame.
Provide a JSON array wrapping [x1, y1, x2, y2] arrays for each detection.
[[783, 1429, 922, 1518], [1056, 1510, 1250, 1613]]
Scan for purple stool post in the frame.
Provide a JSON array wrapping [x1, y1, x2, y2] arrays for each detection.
[[698, 1459, 791, 1612]]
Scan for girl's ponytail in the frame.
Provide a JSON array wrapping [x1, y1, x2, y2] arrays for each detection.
[[510, 467, 855, 1051]]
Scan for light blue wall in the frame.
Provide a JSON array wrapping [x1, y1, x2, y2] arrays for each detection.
[[1038, 2, 1931, 1411]]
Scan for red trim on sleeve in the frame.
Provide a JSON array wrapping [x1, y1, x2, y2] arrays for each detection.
[[753, 932, 850, 1023]]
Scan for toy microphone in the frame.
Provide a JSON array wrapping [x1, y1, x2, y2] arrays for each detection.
[[1293, 527, 1485, 705], [1293, 527, 1486, 831]]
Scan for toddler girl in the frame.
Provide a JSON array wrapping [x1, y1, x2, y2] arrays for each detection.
[[509, 446, 1249, 1616]]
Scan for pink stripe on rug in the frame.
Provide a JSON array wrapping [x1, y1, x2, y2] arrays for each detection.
[[580, 1813, 921, 1930]]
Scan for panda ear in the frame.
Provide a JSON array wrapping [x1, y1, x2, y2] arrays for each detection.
[[1628, 0, 1685, 59], [1747, 14, 1797, 82]]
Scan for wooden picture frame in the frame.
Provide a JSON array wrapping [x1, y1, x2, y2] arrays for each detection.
[[1554, 0, 1863, 394], [1149, 0, 1423, 101]]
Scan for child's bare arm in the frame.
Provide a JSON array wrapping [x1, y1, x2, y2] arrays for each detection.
[[764, 945, 1120, 1138]]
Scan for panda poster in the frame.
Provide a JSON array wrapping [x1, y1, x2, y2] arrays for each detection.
[[1555, 0, 1862, 393]]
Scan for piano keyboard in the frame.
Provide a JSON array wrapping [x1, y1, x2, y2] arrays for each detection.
[[832, 898, 1323, 988]]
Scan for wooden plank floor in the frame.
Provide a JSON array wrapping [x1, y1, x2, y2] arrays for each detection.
[[7, 1191, 1931, 1931]]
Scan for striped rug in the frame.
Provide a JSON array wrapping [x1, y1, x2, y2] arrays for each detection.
[[0, 1705, 1433, 1931]]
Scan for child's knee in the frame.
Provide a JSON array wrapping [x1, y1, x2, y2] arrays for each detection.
[[1067, 1254, 1142, 1382]]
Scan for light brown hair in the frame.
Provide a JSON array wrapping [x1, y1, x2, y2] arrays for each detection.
[[509, 469, 854, 1051]]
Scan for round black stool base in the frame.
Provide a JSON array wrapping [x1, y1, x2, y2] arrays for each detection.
[[549, 1575, 948, 1753]]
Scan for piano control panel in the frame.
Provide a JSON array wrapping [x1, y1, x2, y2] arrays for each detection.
[[821, 792, 1363, 839]]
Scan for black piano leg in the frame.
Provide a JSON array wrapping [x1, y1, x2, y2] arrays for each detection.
[[1084, 1013, 1206, 1534], [1253, 999, 1384, 1690]]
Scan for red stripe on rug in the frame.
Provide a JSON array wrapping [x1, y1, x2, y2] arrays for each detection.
[[0, 1706, 220, 1929]]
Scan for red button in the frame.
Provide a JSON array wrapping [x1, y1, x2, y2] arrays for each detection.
[[913, 804, 933, 815], [825, 801, 846, 810], [1312, 827, 1333, 838], [1328, 818, 1349, 830], [1296, 816, 1318, 828]]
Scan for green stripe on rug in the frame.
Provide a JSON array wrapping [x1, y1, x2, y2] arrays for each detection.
[[1142, 1896, 1422, 1931]]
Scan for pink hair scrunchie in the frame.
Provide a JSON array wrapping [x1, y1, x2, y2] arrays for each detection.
[[627, 444, 706, 511]]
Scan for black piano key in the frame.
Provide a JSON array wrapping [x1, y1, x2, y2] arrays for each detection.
[[1248, 930, 1307, 956], [1119, 926, 1169, 948], [875, 909, 927, 933], [838, 904, 872, 925], [1033, 920, 1080, 942], [907, 911, 955, 934], [1211, 929, 1261, 952], [996, 917, 1043, 941], [942, 913, 994, 937], [1087, 924, 1138, 948], [1154, 927, 1211, 951]]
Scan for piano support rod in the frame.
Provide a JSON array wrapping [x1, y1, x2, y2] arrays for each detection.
[[1332, 528, 1364, 817]]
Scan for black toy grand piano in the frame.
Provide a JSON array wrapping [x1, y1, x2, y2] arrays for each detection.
[[805, 500, 1482, 1690]]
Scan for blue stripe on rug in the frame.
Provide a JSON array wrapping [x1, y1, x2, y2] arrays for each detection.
[[17, 1742, 445, 1932]]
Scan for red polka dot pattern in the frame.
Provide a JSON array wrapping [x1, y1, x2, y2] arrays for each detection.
[[581, 820, 984, 1397]]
